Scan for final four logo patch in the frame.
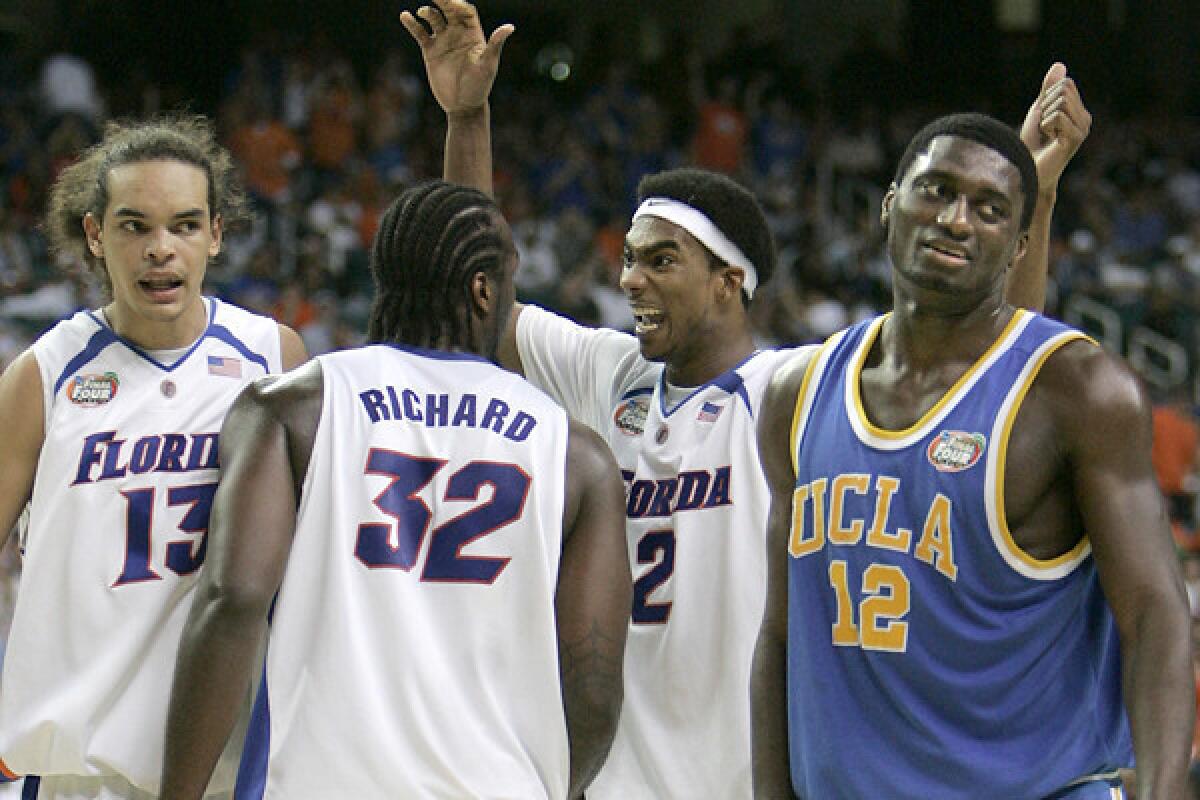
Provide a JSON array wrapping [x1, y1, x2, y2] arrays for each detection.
[[613, 395, 650, 437], [927, 430, 986, 473], [66, 372, 119, 406]]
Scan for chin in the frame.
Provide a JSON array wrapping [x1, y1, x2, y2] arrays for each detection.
[[635, 339, 668, 363]]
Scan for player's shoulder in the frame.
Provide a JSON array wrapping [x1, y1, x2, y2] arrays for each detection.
[[1034, 336, 1149, 433], [761, 344, 821, 400], [235, 359, 324, 426], [208, 296, 277, 330]]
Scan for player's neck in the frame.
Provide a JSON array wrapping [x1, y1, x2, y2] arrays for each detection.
[[885, 298, 1014, 370], [103, 297, 209, 351], [664, 326, 756, 387]]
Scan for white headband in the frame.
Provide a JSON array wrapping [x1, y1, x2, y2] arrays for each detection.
[[632, 197, 759, 299]]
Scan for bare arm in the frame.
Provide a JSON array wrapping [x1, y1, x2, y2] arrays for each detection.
[[400, 0, 512, 195], [402, 0, 528, 373], [1047, 344, 1191, 798], [556, 419, 630, 799], [752, 351, 814, 800], [0, 350, 44, 551], [277, 322, 309, 370], [1007, 63, 1092, 312], [160, 363, 323, 799]]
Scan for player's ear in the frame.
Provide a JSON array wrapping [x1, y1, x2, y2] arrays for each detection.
[[881, 184, 897, 229], [208, 213, 223, 257], [1010, 231, 1029, 269], [83, 212, 103, 258], [721, 266, 745, 303], [470, 270, 492, 317]]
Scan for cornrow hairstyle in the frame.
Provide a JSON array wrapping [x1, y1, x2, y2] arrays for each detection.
[[367, 181, 507, 349], [635, 168, 776, 306], [45, 113, 250, 292], [892, 112, 1038, 231]]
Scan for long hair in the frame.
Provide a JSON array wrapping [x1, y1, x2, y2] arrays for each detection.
[[367, 181, 507, 348], [45, 113, 249, 291]]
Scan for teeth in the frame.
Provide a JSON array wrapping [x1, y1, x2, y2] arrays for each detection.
[[142, 279, 182, 290], [632, 308, 663, 335]]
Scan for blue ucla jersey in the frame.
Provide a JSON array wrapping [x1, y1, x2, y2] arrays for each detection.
[[235, 345, 570, 799], [0, 299, 282, 793], [785, 310, 1132, 799]]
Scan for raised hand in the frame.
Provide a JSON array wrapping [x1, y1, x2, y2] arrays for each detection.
[[400, 0, 514, 115], [1020, 62, 1092, 197]]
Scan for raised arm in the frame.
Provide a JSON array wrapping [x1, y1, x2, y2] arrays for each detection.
[[1007, 62, 1092, 312], [401, 0, 512, 195], [1046, 344, 1192, 798], [752, 350, 815, 800], [160, 363, 323, 799], [556, 418, 630, 799], [0, 350, 44, 552]]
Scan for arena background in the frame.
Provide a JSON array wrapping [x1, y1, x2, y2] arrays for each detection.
[[3, 0, 1200, 783]]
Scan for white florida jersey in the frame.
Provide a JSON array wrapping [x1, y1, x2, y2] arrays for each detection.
[[0, 298, 283, 792], [517, 306, 811, 799], [234, 344, 570, 800]]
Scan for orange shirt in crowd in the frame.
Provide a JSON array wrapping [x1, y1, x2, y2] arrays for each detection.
[[691, 101, 747, 175], [228, 120, 302, 200], [1153, 403, 1199, 495]]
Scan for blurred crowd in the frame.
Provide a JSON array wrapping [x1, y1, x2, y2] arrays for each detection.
[[5, 30, 1200, 779]]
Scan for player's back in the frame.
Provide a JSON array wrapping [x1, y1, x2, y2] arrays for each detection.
[[235, 344, 571, 800]]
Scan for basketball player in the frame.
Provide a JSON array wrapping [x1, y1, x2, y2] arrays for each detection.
[[402, 2, 1091, 796], [752, 113, 1192, 798], [160, 181, 631, 800], [0, 115, 307, 799]]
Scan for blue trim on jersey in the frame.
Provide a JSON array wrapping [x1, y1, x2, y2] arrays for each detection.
[[207, 331, 269, 374], [91, 298, 216, 372], [52, 323, 121, 394], [233, 666, 271, 800], [657, 351, 761, 417], [55, 300, 272, 387], [380, 342, 493, 364], [618, 386, 654, 402], [20, 776, 38, 800]]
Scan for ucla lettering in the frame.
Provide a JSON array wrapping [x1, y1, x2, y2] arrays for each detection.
[[73, 431, 221, 485], [625, 467, 734, 519], [358, 387, 538, 442], [790, 473, 958, 581]]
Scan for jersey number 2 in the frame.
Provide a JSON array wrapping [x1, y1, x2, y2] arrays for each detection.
[[354, 448, 530, 584]]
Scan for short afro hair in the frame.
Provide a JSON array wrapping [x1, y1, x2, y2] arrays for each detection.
[[636, 168, 776, 301], [893, 112, 1038, 231]]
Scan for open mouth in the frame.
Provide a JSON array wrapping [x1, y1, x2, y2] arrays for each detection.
[[632, 307, 664, 335], [139, 276, 185, 299]]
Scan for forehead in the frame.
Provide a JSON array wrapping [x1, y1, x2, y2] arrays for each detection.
[[104, 160, 210, 217], [626, 215, 710, 256], [904, 135, 1021, 196]]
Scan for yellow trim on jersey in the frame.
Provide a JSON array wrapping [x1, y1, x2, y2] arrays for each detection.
[[850, 310, 1029, 440], [789, 336, 839, 475], [992, 331, 1094, 571]]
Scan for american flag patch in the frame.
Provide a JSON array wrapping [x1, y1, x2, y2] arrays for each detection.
[[697, 401, 723, 423], [207, 355, 242, 378]]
